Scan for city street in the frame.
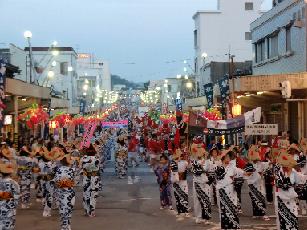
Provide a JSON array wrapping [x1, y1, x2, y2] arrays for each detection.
[[15, 161, 307, 230]]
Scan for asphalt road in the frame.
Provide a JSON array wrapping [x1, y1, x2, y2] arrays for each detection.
[[15, 161, 307, 230]]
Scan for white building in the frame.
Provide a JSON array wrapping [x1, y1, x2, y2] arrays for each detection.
[[251, 0, 307, 75], [193, 0, 264, 87], [26, 47, 78, 107]]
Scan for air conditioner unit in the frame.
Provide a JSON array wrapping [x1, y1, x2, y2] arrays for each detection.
[[294, 20, 304, 28]]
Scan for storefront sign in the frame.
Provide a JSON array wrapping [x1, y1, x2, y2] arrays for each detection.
[[245, 124, 278, 136], [102, 120, 128, 128]]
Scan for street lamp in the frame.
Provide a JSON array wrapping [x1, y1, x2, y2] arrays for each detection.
[[51, 61, 57, 67], [47, 70, 55, 78], [52, 50, 59, 56], [186, 82, 193, 88], [24, 30, 34, 83], [176, 74, 181, 79]]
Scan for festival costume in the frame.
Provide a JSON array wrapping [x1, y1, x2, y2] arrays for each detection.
[[275, 151, 307, 230], [81, 155, 100, 216], [191, 159, 212, 222], [171, 159, 189, 216], [154, 163, 172, 208], [215, 164, 240, 229], [0, 163, 20, 230], [16, 154, 37, 208], [54, 164, 76, 230]]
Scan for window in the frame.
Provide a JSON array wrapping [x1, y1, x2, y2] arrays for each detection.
[[245, 32, 252, 40], [60, 62, 68, 75], [293, 12, 297, 20], [168, 85, 172, 92], [255, 40, 265, 63], [194, 30, 198, 47], [245, 2, 254, 10], [286, 27, 291, 52], [302, 7, 305, 19], [269, 33, 279, 58]]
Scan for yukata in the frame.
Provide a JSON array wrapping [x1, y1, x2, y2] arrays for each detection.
[[0, 177, 20, 230], [54, 166, 76, 230], [116, 146, 128, 178], [245, 161, 268, 217], [16, 156, 36, 207], [275, 167, 307, 230], [40, 160, 57, 216], [215, 165, 240, 229], [81, 155, 100, 216], [206, 157, 221, 205], [171, 160, 189, 215], [154, 163, 172, 208], [231, 160, 245, 212], [35, 157, 45, 200], [191, 159, 211, 221]]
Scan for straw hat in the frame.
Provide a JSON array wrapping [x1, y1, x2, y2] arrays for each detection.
[[1, 148, 13, 159], [0, 162, 14, 174], [218, 149, 231, 161], [57, 154, 73, 165], [288, 143, 301, 153], [248, 145, 261, 162], [277, 149, 297, 168]]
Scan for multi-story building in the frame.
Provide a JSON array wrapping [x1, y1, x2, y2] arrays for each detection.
[[251, 0, 306, 75], [25, 47, 78, 108], [232, 0, 307, 140], [193, 0, 264, 90]]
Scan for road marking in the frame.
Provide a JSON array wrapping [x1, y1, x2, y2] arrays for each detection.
[[120, 197, 153, 202]]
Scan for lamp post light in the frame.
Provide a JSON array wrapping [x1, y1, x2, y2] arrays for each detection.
[[24, 30, 33, 83]]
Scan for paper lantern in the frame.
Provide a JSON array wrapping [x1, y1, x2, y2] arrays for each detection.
[[232, 104, 242, 117]]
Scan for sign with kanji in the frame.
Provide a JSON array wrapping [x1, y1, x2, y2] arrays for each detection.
[[245, 124, 278, 136]]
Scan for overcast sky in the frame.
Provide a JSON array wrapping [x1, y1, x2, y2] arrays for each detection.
[[1, 0, 272, 82]]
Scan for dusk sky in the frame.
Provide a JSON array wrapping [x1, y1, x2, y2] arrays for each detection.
[[1, 0, 272, 82]]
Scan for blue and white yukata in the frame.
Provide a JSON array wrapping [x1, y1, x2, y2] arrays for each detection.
[[54, 166, 76, 230], [81, 155, 100, 216], [40, 160, 57, 216], [16, 156, 37, 208], [0, 176, 20, 230]]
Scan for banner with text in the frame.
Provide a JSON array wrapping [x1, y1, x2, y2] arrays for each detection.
[[102, 120, 128, 128], [245, 124, 278, 136]]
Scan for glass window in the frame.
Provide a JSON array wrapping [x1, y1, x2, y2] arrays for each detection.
[[194, 30, 197, 47], [302, 7, 305, 19], [60, 62, 68, 75], [245, 2, 254, 10], [245, 32, 252, 40], [256, 40, 265, 63], [269, 34, 279, 58], [286, 27, 291, 52]]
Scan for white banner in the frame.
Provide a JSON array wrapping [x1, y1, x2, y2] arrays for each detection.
[[245, 124, 278, 136], [244, 107, 261, 125]]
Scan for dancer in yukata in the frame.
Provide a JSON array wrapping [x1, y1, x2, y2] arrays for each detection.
[[154, 155, 172, 210], [54, 154, 76, 230], [81, 144, 100, 217], [0, 161, 20, 230]]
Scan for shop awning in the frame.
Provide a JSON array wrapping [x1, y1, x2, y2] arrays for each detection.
[[233, 72, 307, 92], [6, 78, 50, 99]]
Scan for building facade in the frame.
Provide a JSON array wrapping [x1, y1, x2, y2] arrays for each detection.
[[25, 47, 78, 108], [251, 0, 307, 75], [193, 0, 264, 90]]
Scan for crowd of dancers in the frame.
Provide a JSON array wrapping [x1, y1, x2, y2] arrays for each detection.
[[130, 112, 307, 230], [1, 103, 307, 230]]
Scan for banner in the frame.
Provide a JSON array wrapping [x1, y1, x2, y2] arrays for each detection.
[[218, 76, 230, 108], [203, 83, 213, 108], [207, 115, 245, 130], [102, 120, 128, 128], [208, 126, 244, 136], [244, 107, 261, 125], [175, 98, 182, 112], [0, 60, 6, 129], [245, 124, 278, 136], [80, 121, 97, 148], [188, 110, 207, 128]]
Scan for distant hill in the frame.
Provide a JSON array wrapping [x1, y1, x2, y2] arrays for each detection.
[[111, 75, 143, 90]]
